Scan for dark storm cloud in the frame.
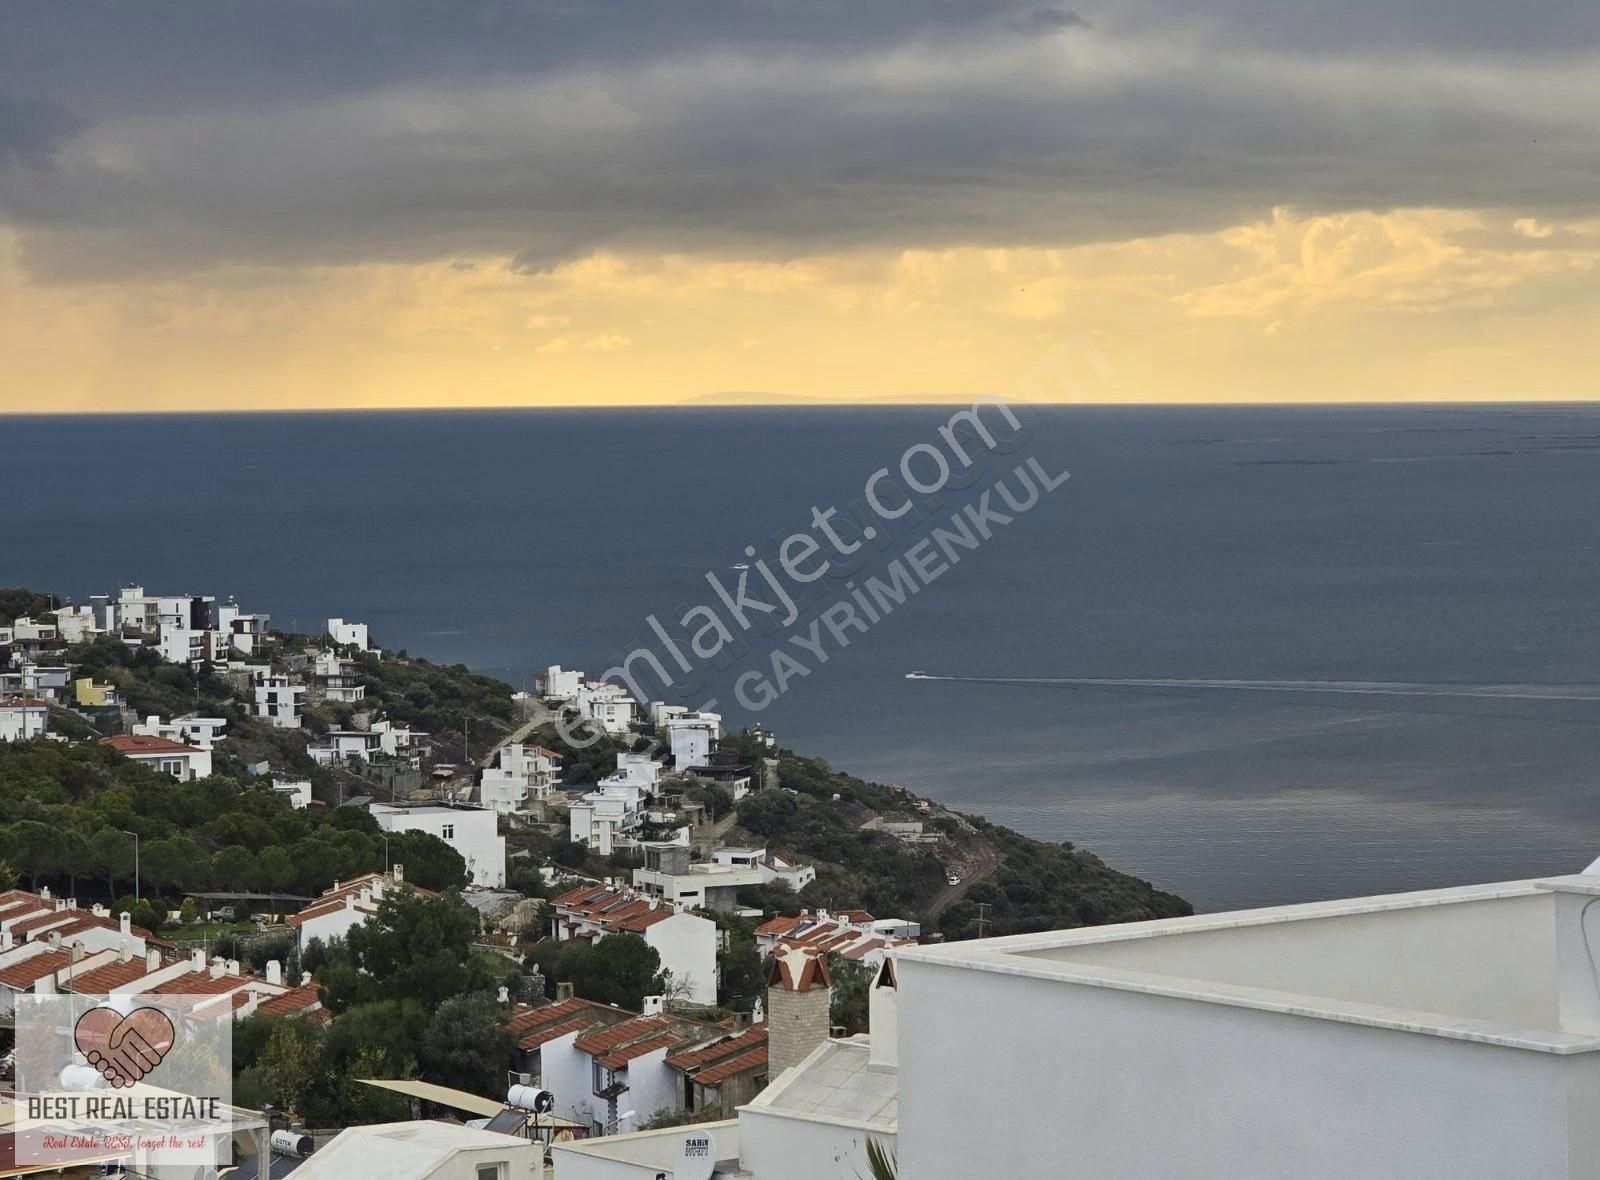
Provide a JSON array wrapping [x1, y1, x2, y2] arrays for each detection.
[[1, 0, 1597, 280]]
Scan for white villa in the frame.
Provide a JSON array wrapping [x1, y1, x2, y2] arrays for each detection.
[[542, 664, 585, 702], [253, 671, 305, 729], [664, 710, 721, 772], [99, 734, 213, 780], [0, 697, 50, 743], [327, 617, 371, 651], [480, 742, 562, 813], [634, 845, 815, 913], [576, 682, 637, 735], [133, 713, 229, 750], [550, 881, 719, 1006], [370, 802, 507, 888]]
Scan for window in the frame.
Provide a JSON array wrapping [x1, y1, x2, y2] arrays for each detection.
[[441, 824, 455, 839], [475, 1165, 506, 1180]]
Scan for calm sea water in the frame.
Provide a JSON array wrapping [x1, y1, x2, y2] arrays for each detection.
[[6, 404, 1600, 911]]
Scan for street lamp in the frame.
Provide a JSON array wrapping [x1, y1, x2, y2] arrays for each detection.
[[380, 833, 390, 874], [119, 829, 140, 901]]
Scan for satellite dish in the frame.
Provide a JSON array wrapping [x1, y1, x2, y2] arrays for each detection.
[[678, 1129, 716, 1180]]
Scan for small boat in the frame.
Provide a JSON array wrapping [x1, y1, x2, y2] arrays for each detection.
[[730, 562, 750, 571], [905, 670, 929, 680]]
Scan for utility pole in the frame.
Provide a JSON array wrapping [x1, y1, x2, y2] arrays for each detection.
[[975, 902, 991, 939], [119, 829, 140, 901]]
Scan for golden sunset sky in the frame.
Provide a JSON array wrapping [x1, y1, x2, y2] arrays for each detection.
[[3, 2, 1597, 411]]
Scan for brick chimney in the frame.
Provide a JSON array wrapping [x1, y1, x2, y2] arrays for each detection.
[[764, 946, 831, 1081], [265, 960, 283, 986]]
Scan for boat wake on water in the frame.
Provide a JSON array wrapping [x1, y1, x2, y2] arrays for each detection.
[[902, 675, 1600, 702]]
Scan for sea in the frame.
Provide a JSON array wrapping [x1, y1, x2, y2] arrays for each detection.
[[6, 403, 1600, 912]]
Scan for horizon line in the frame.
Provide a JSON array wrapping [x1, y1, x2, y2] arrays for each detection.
[[5, 396, 1600, 418]]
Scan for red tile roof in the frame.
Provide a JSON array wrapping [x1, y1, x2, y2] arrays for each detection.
[[766, 946, 831, 993], [0, 949, 69, 989], [597, 1031, 684, 1070], [518, 1014, 597, 1050], [694, 1045, 770, 1087], [665, 1026, 768, 1073], [555, 883, 680, 934], [573, 1014, 679, 1057], [286, 873, 435, 926], [100, 734, 197, 756], [66, 957, 154, 995], [147, 969, 249, 996], [256, 983, 323, 1018]]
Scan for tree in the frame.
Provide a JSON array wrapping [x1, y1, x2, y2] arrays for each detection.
[[260, 1019, 324, 1117], [828, 955, 872, 1035], [419, 994, 516, 1095], [178, 897, 199, 925], [318, 892, 496, 1013], [564, 935, 666, 1010]]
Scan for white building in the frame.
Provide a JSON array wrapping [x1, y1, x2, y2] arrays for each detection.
[[270, 779, 313, 809], [253, 673, 305, 729], [479, 742, 562, 814], [217, 601, 271, 654], [133, 713, 229, 750], [605, 752, 662, 789], [0, 663, 72, 701], [0, 697, 49, 742], [551, 882, 719, 1006], [311, 650, 366, 702], [100, 734, 213, 780], [156, 622, 226, 666], [570, 784, 648, 857], [371, 803, 507, 889], [287, 1121, 540, 1180], [542, 664, 585, 702], [664, 711, 721, 772], [633, 845, 815, 913], [370, 716, 428, 764], [308, 729, 384, 765], [893, 870, 1600, 1180], [287, 868, 428, 951], [754, 909, 917, 969], [49, 604, 101, 644], [575, 682, 637, 736], [327, 617, 370, 652]]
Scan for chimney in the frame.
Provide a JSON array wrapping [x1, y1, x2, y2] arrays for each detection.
[[555, 981, 575, 1002], [301, 970, 312, 986], [119, 912, 132, 937], [190, 948, 206, 972], [47, 931, 61, 950], [40, 886, 52, 901], [225, 958, 241, 976], [497, 985, 510, 1004], [118, 940, 131, 963], [265, 960, 283, 986], [868, 957, 899, 1068], [642, 995, 665, 1016], [209, 956, 225, 979], [146, 949, 161, 971], [764, 946, 832, 1081], [1, 931, 11, 951], [71, 942, 85, 963], [67, 897, 77, 910], [392, 863, 404, 884]]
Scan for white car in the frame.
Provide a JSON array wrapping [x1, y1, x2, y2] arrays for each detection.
[[946, 874, 962, 887]]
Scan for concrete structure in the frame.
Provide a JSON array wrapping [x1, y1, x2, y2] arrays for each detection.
[[156, 622, 227, 666], [308, 728, 384, 765], [371, 802, 507, 888], [218, 600, 271, 654], [287, 1121, 539, 1180], [0, 663, 72, 701], [664, 711, 721, 773], [542, 664, 585, 702], [133, 712, 229, 750], [895, 873, 1600, 1180], [73, 677, 120, 708], [100, 733, 213, 780], [576, 682, 637, 735], [327, 617, 370, 651], [253, 672, 305, 729], [634, 845, 815, 913], [551, 882, 719, 1005], [0, 697, 49, 742], [270, 778, 313, 809], [553, 1121, 740, 1180], [310, 650, 366, 703], [480, 742, 562, 813]]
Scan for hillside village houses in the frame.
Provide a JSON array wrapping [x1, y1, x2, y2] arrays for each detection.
[[551, 881, 720, 1006], [287, 867, 432, 951], [326, 617, 370, 651], [133, 711, 229, 750], [575, 681, 637, 735], [541, 663, 585, 701], [0, 885, 323, 1023]]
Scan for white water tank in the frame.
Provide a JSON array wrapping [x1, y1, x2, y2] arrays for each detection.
[[271, 1130, 313, 1158], [506, 1085, 554, 1114]]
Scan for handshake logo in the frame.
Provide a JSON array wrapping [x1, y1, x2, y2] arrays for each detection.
[[74, 1006, 177, 1087]]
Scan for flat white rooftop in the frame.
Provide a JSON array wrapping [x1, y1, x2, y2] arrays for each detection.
[[899, 875, 1600, 1054]]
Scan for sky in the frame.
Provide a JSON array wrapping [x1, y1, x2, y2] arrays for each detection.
[[2, 0, 1598, 412]]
